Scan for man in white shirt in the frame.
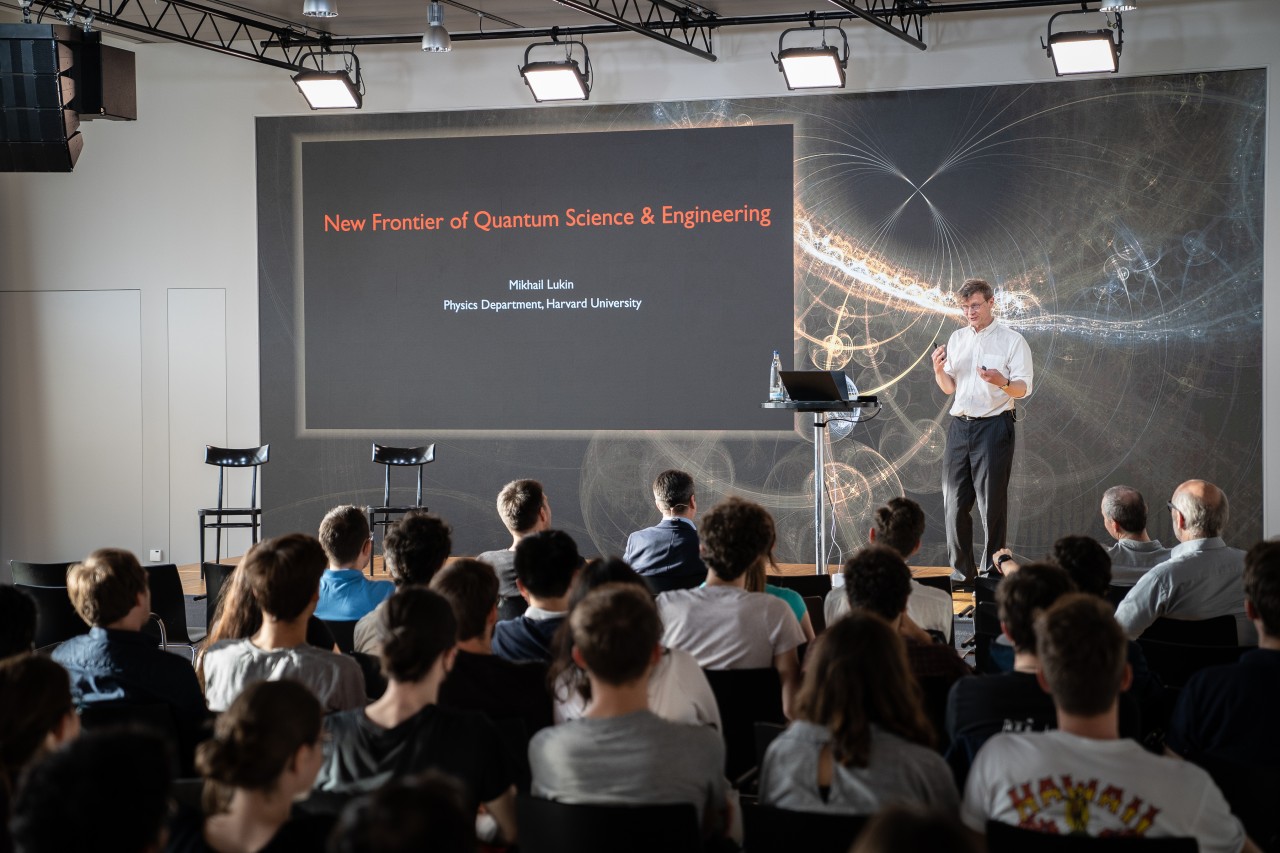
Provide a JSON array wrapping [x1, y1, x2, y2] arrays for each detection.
[[931, 278, 1033, 586], [1101, 485, 1172, 585]]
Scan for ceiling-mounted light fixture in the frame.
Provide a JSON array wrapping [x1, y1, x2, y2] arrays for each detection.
[[519, 37, 591, 102], [292, 50, 363, 109], [772, 24, 848, 90], [422, 0, 452, 52], [1041, 6, 1125, 76], [302, 0, 338, 18]]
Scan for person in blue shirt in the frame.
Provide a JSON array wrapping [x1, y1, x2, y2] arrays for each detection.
[[315, 505, 394, 621]]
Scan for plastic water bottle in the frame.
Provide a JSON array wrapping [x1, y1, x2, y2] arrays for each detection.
[[769, 350, 784, 401]]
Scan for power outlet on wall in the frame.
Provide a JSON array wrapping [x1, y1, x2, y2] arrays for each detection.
[[149, 549, 163, 562]]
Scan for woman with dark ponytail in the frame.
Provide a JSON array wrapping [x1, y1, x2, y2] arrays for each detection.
[[166, 679, 330, 853]]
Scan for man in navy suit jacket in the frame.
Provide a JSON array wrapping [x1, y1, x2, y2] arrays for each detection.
[[623, 470, 707, 593]]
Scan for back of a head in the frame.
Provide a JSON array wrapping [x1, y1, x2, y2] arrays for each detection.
[[567, 557, 649, 611], [851, 806, 981, 853], [196, 679, 322, 813], [995, 562, 1077, 653], [843, 545, 912, 621], [700, 497, 774, 582], [1052, 535, 1112, 598], [0, 655, 73, 797], [872, 497, 926, 558], [0, 585, 37, 658], [1172, 479, 1230, 539], [11, 728, 173, 853], [513, 529, 582, 599], [66, 548, 148, 627], [570, 584, 661, 687], [380, 586, 457, 683], [430, 558, 499, 642], [1244, 539, 1280, 637], [497, 479, 545, 534], [1101, 485, 1148, 535], [652, 469, 695, 513], [319, 505, 372, 567], [329, 771, 473, 853], [244, 533, 327, 621], [795, 610, 933, 766], [384, 511, 452, 587], [1035, 593, 1127, 716]]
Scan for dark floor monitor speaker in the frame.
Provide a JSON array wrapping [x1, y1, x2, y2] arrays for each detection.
[[0, 23, 82, 172]]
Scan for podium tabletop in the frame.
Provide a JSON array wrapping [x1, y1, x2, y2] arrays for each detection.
[[759, 399, 878, 412]]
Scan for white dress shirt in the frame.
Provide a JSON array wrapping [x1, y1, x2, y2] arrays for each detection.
[[944, 320, 1034, 418]]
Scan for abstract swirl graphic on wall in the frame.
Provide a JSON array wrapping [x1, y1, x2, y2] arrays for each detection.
[[259, 69, 1264, 564]]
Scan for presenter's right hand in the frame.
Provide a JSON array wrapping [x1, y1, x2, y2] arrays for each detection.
[[931, 345, 947, 373]]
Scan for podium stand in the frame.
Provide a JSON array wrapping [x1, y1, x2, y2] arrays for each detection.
[[761, 399, 881, 575]]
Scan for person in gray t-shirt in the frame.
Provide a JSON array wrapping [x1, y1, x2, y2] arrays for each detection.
[[528, 584, 729, 839]]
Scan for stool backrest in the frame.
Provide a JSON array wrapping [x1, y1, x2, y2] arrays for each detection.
[[371, 443, 435, 508], [204, 444, 270, 511]]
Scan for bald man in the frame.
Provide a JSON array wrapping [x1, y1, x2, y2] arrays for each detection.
[[1114, 480, 1256, 646]]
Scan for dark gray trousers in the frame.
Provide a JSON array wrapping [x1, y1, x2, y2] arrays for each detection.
[[943, 412, 1015, 583]]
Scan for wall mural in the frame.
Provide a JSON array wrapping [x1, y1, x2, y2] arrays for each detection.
[[259, 68, 1265, 567]]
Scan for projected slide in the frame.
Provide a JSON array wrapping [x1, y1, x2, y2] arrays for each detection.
[[300, 124, 794, 431]]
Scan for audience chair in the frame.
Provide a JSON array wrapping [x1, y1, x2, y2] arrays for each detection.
[[703, 667, 786, 782], [171, 778, 204, 814], [365, 443, 435, 574], [1197, 755, 1280, 853], [985, 820, 1197, 851], [307, 617, 337, 651], [347, 651, 387, 701], [78, 702, 184, 776], [753, 721, 786, 773], [913, 573, 953, 597], [493, 716, 534, 793], [973, 575, 1003, 674], [803, 595, 827, 635], [1105, 585, 1130, 608], [769, 573, 832, 598], [198, 444, 269, 573], [321, 619, 359, 654], [140, 564, 202, 658], [20, 583, 90, 649], [1135, 638, 1252, 689], [197, 561, 236, 631], [9, 560, 74, 586], [741, 800, 868, 853], [516, 794, 701, 853], [1139, 615, 1237, 646]]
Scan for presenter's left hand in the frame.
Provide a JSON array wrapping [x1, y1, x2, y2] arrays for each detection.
[[978, 366, 1008, 387]]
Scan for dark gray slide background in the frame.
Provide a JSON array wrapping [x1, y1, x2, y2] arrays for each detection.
[[301, 125, 793, 431]]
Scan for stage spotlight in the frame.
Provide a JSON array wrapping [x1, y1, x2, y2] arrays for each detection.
[[519, 39, 591, 102], [773, 26, 848, 90], [292, 50, 362, 109], [302, 0, 338, 17], [422, 0, 452, 53], [1042, 7, 1123, 76]]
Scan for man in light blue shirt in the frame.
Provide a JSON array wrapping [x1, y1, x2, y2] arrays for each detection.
[[315, 504, 394, 621]]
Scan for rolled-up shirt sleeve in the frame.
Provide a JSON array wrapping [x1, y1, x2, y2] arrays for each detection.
[[1007, 332, 1033, 399]]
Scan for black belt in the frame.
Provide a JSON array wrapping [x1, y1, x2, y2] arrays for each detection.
[[955, 411, 1012, 421]]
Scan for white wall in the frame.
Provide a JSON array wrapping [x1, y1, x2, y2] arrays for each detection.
[[1, 0, 1277, 566]]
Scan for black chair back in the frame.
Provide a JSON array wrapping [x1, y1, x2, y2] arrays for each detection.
[[703, 667, 785, 781], [347, 650, 387, 700], [202, 561, 236, 629], [753, 721, 786, 772], [1139, 615, 1237, 646], [741, 801, 868, 853], [366, 443, 437, 573], [322, 619, 359, 653], [973, 575, 1003, 674], [1197, 755, 1280, 852], [1105, 585, 1130, 608], [20, 583, 89, 648], [78, 702, 183, 775], [803, 595, 826, 635], [769, 573, 832, 598], [142, 563, 198, 646], [199, 444, 269, 567], [986, 820, 1197, 851], [10, 560, 74, 586], [516, 794, 701, 853], [913, 573, 953, 596], [1136, 638, 1252, 689]]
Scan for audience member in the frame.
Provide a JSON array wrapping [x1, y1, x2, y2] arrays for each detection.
[[529, 584, 730, 839], [0, 586, 36, 659], [623, 469, 708, 593], [824, 498, 954, 639], [431, 557, 553, 742], [944, 563, 1076, 782], [477, 479, 553, 620], [752, 555, 816, 643], [168, 680, 332, 853], [328, 772, 474, 853], [315, 506, 393, 621], [548, 557, 720, 729], [10, 728, 174, 853], [51, 548, 208, 762], [656, 497, 805, 717], [353, 511, 452, 655], [202, 534, 365, 713], [851, 806, 981, 853], [962, 594, 1251, 850], [1167, 539, 1280, 767], [315, 586, 516, 845], [1101, 485, 1172, 584], [1115, 479, 1255, 644], [758, 611, 957, 815], [491, 529, 582, 664], [0, 655, 79, 822]]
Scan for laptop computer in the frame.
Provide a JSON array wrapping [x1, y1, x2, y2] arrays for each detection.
[[779, 371, 850, 402]]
